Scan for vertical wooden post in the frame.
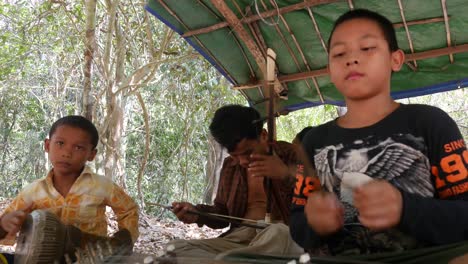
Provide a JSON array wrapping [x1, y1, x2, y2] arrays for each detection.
[[264, 48, 277, 224], [266, 49, 277, 140]]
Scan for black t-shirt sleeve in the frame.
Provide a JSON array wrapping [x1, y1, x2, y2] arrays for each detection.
[[289, 126, 325, 249], [422, 106, 468, 199], [399, 105, 468, 244], [290, 203, 322, 249], [290, 163, 323, 248]]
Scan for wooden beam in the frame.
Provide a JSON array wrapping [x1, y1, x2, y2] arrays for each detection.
[[242, 0, 341, 24], [183, 0, 341, 37], [234, 68, 328, 90], [245, 6, 268, 59], [233, 45, 468, 90], [182, 21, 229, 37], [184, 4, 446, 39], [405, 44, 468, 61], [393, 16, 446, 29], [210, 0, 266, 77]]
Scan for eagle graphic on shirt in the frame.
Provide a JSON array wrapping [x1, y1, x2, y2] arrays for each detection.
[[313, 134, 434, 223]]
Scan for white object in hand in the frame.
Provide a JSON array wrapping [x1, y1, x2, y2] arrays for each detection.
[[299, 253, 311, 263], [340, 172, 373, 205], [342, 172, 373, 189]]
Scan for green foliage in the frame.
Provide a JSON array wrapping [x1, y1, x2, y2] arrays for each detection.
[[0, 86, 48, 196], [124, 59, 244, 215], [0, 1, 90, 195], [276, 106, 337, 142], [401, 89, 467, 139]]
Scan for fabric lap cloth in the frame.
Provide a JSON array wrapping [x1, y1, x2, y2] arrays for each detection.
[[167, 224, 303, 262], [0, 165, 139, 245]]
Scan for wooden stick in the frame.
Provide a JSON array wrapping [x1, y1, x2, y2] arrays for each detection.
[[274, 3, 325, 103], [397, 0, 418, 69], [147, 202, 269, 229], [440, 0, 453, 63]]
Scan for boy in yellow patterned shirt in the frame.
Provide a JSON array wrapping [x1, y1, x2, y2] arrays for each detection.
[[0, 115, 139, 260]]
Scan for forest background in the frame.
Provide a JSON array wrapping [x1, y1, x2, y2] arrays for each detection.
[[0, 1, 466, 219]]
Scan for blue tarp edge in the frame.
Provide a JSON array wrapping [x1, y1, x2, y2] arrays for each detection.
[[285, 78, 468, 112], [145, 4, 237, 85]]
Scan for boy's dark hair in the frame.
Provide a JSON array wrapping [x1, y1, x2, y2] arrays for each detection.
[[209, 105, 263, 152], [327, 9, 399, 52], [295, 126, 314, 143], [49, 115, 99, 149]]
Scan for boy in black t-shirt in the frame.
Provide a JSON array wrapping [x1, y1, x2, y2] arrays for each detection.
[[290, 9, 468, 262]]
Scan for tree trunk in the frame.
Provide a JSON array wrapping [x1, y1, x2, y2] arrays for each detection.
[[0, 110, 17, 175], [104, 6, 126, 184], [82, 0, 97, 121], [136, 91, 150, 209]]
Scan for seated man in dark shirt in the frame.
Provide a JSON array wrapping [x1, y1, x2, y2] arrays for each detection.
[[167, 105, 303, 260]]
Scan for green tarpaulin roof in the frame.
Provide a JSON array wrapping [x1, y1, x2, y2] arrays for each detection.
[[146, 0, 468, 113]]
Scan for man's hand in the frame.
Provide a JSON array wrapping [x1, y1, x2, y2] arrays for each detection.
[[171, 202, 199, 224], [248, 154, 291, 179], [305, 191, 344, 236], [0, 204, 33, 236], [353, 180, 403, 231]]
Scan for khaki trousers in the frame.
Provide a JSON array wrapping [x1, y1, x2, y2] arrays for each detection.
[[167, 223, 304, 261]]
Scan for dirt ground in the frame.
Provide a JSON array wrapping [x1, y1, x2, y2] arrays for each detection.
[[0, 197, 224, 257]]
